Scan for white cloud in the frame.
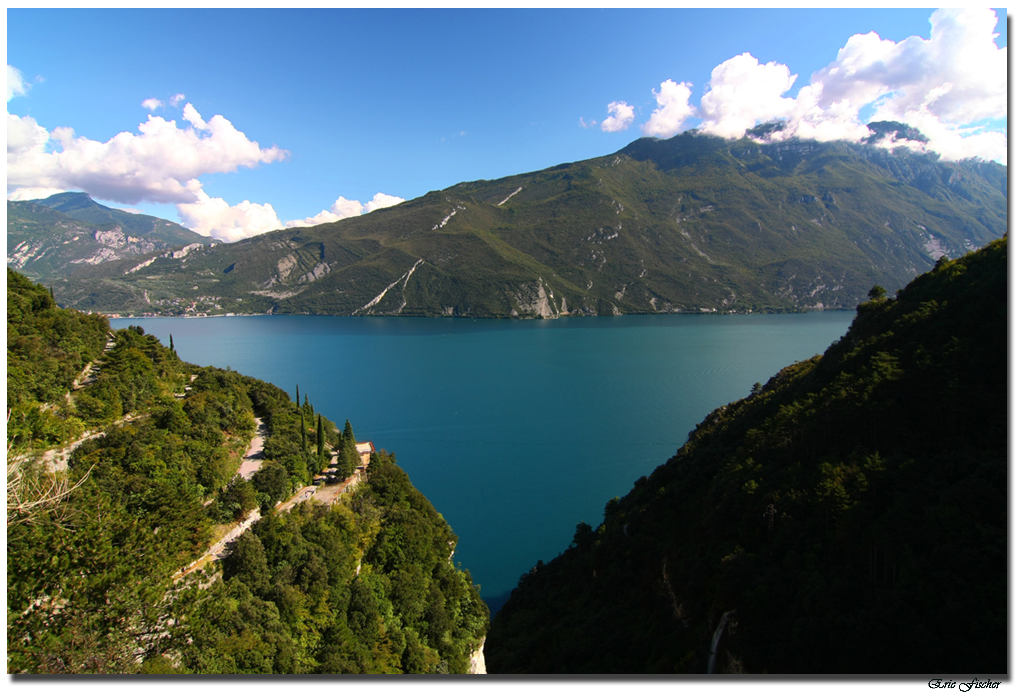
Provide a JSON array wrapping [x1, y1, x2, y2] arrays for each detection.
[[580, 117, 598, 129], [698, 54, 797, 139], [284, 193, 405, 230], [601, 101, 635, 133], [364, 192, 404, 213], [285, 196, 365, 228], [141, 97, 164, 111], [642, 80, 696, 138], [176, 190, 283, 243], [6, 103, 289, 205], [170, 93, 186, 107], [6, 186, 66, 201], [640, 8, 1006, 163], [7, 65, 28, 102]]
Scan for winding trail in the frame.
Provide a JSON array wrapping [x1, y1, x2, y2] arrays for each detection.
[[236, 417, 267, 480]]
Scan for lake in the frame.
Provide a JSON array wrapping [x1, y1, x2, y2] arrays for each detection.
[[111, 311, 854, 609]]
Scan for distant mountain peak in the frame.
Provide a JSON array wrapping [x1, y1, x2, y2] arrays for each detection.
[[862, 120, 930, 145], [33, 191, 103, 214]]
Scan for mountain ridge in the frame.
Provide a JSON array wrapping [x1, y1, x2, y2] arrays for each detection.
[[7, 192, 211, 286], [18, 130, 1008, 318]]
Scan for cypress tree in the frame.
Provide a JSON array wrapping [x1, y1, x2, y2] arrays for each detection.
[[300, 409, 308, 453], [169, 334, 175, 353], [316, 413, 325, 459], [296, 384, 300, 407]]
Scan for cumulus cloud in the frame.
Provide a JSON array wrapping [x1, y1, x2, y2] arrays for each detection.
[[636, 8, 1006, 163], [285, 196, 365, 228], [7, 64, 28, 102], [579, 117, 598, 129], [285, 193, 405, 230], [170, 93, 186, 107], [642, 80, 695, 138], [141, 97, 164, 111], [177, 190, 283, 243], [7, 186, 66, 201], [6, 103, 288, 205], [698, 54, 796, 139], [364, 192, 404, 213], [601, 101, 635, 133]]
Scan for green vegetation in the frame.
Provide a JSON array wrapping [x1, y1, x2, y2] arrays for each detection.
[[7, 192, 208, 287], [7, 269, 109, 448], [172, 451, 488, 674], [37, 130, 1006, 319], [7, 270, 487, 673], [486, 238, 1006, 673]]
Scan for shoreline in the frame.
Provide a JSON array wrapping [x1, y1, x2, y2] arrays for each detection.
[[101, 305, 854, 321]]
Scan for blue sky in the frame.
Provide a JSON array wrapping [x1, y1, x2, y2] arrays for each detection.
[[7, 8, 1008, 242]]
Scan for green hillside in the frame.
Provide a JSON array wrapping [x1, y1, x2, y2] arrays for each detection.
[[8, 193, 210, 286], [32, 191, 209, 247], [485, 237, 1007, 673], [47, 129, 1006, 318], [6, 271, 488, 673]]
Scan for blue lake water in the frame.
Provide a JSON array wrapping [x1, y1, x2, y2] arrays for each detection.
[[111, 312, 854, 607]]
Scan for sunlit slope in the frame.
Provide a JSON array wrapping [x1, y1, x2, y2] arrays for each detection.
[[8, 193, 210, 286], [51, 129, 1006, 317]]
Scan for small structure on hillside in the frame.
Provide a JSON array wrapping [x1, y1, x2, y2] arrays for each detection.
[[355, 441, 375, 468]]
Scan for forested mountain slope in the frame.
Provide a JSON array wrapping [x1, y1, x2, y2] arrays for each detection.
[[7, 270, 487, 673], [47, 127, 1006, 318], [486, 237, 1007, 673]]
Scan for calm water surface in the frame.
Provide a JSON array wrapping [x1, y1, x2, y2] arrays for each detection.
[[112, 312, 854, 606]]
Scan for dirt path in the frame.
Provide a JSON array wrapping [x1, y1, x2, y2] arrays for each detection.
[[172, 444, 374, 583], [236, 417, 267, 480], [40, 413, 146, 473], [173, 508, 263, 582]]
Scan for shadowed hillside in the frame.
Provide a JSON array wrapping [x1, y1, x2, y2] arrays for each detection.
[[486, 237, 1007, 673]]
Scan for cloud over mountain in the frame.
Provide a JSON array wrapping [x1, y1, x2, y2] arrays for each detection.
[[6, 102, 288, 206], [642, 80, 695, 138], [615, 8, 1007, 162], [285, 193, 406, 230]]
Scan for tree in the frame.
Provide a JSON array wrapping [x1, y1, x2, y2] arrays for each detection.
[[317, 414, 325, 459], [300, 409, 308, 454], [867, 285, 887, 301]]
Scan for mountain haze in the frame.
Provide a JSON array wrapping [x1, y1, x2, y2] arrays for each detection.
[[33, 129, 1008, 317]]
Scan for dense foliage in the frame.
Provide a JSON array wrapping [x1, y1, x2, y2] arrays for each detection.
[[487, 238, 1007, 673], [40, 131, 1006, 318], [7, 271, 488, 673], [7, 269, 109, 447], [166, 452, 488, 674]]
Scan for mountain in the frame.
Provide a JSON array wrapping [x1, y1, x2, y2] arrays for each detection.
[[484, 238, 1007, 673], [7, 192, 210, 285], [39, 129, 1007, 317], [7, 269, 488, 673], [30, 191, 209, 247]]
